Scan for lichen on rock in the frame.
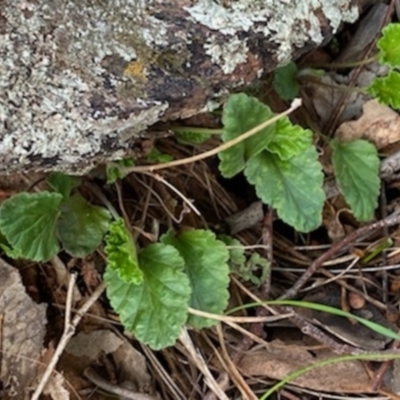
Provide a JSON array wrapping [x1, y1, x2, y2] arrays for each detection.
[[0, 0, 364, 174]]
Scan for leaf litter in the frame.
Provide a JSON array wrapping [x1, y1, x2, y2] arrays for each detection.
[[4, 4, 400, 400]]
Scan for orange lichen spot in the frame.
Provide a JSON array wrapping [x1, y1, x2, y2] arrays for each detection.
[[123, 59, 147, 80]]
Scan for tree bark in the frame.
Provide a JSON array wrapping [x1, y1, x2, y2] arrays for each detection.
[[0, 0, 368, 174]]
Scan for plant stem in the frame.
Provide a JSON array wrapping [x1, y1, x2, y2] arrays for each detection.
[[306, 54, 378, 69], [87, 182, 120, 220], [304, 78, 367, 94], [172, 126, 223, 135], [124, 99, 302, 174]]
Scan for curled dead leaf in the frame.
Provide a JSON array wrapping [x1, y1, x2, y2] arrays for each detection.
[[336, 100, 400, 149]]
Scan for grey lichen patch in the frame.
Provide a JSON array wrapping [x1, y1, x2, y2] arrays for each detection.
[[1, 0, 361, 173], [184, 0, 359, 64], [205, 36, 249, 74], [0, 0, 169, 174]]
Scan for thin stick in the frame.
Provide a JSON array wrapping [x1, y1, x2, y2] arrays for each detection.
[[84, 367, 158, 400], [124, 99, 302, 174], [280, 211, 400, 300], [215, 324, 257, 400], [31, 278, 106, 400], [179, 328, 229, 400], [144, 171, 201, 216], [187, 307, 293, 323]]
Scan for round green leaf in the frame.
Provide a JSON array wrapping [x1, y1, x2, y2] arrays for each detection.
[[104, 218, 142, 285], [377, 23, 400, 68], [47, 172, 81, 199], [162, 230, 230, 329], [219, 93, 275, 178], [266, 116, 313, 160], [57, 194, 111, 258], [245, 147, 325, 232], [331, 138, 380, 221], [273, 62, 299, 100], [0, 191, 63, 261], [105, 243, 190, 350], [367, 71, 400, 110]]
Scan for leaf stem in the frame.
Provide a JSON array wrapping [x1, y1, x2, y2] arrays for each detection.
[[304, 78, 367, 94], [305, 54, 378, 69], [87, 182, 120, 220], [171, 126, 223, 135], [124, 99, 302, 174]]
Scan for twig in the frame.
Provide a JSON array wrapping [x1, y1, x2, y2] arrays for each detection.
[[215, 324, 257, 400], [280, 211, 400, 300], [31, 278, 106, 400], [187, 306, 293, 323], [227, 276, 280, 366], [179, 328, 229, 400], [84, 367, 158, 400], [232, 277, 379, 356], [124, 99, 302, 174], [260, 208, 274, 298], [115, 181, 131, 227], [283, 306, 367, 355], [87, 181, 120, 220], [143, 171, 201, 216], [369, 339, 400, 391]]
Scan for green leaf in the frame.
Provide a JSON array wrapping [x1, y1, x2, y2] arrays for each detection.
[[146, 147, 174, 163], [331, 138, 380, 221], [57, 194, 111, 257], [243, 253, 270, 286], [105, 218, 143, 284], [218, 235, 270, 286], [0, 192, 63, 261], [162, 229, 230, 329], [47, 172, 81, 199], [106, 158, 135, 184], [273, 62, 299, 100], [174, 128, 213, 144], [367, 70, 400, 110], [105, 243, 190, 350], [218, 234, 246, 266], [219, 93, 275, 178], [377, 23, 400, 68], [266, 116, 313, 160], [0, 230, 22, 258], [245, 147, 325, 232]]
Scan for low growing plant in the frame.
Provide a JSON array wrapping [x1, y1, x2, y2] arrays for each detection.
[[0, 172, 268, 349], [269, 25, 400, 223], [1, 22, 398, 354]]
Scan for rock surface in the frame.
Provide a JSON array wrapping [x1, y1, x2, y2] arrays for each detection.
[[0, 0, 367, 174]]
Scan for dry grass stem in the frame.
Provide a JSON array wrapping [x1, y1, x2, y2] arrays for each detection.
[[31, 277, 105, 400]]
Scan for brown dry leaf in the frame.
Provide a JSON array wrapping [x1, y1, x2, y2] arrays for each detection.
[[43, 373, 70, 400], [322, 202, 345, 243], [390, 275, 400, 293], [224, 201, 263, 234], [239, 340, 372, 393], [62, 330, 152, 395], [0, 258, 47, 400], [336, 100, 400, 149]]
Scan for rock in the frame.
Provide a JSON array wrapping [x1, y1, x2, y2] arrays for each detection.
[[0, 0, 367, 174]]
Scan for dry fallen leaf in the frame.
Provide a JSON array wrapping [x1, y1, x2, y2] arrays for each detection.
[[336, 100, 400, 149], [322, 202, 345, 243], [0, 257, 47, 400], [62, 329, 153, 396], [43, 373, 70, 400], [239, 340, 372, 393]]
